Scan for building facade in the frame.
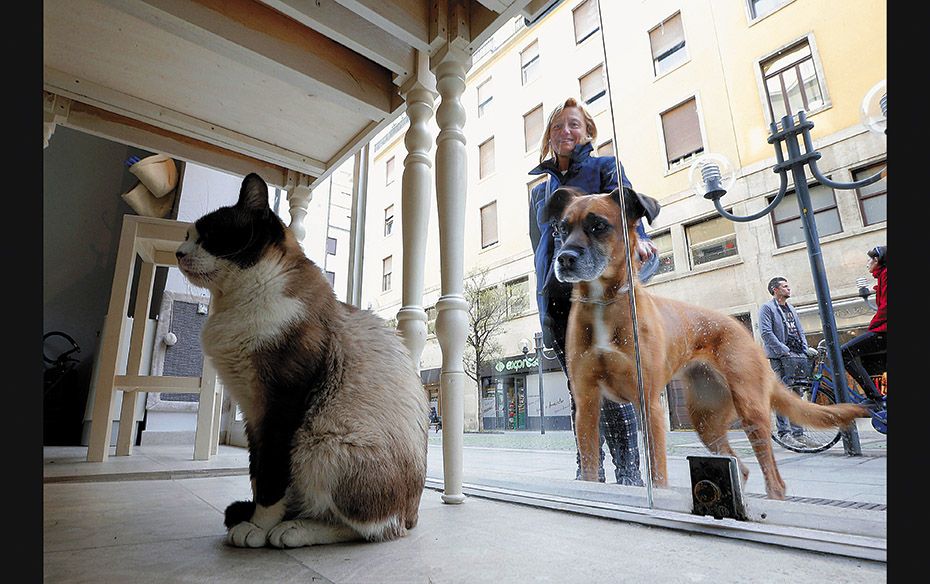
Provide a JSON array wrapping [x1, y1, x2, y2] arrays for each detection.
[[359, 0, 887, 431]]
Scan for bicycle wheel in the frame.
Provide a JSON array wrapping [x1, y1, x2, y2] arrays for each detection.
[[771, 383, 842, 453]]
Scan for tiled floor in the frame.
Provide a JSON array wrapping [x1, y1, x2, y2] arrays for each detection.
[[43, 444, 887, 583]]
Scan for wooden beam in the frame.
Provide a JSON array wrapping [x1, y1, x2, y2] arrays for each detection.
[[45, 88, 291, 188], [335, 0, 432, 52], [259, 0, 415, 79], [101, 0, 397, 120]]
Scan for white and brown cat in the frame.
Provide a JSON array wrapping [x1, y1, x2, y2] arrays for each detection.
[[176, 173, 428, 548]]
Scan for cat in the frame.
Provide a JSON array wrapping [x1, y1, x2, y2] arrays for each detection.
[[175, 173, 428, 548]]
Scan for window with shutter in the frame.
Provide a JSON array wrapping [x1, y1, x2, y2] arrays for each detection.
[[649, 12, 687, 76], [573, 0, 600, 44], [661, 98, 703, 167], [382, 256, 392, 292], [385, 156, 395, 185], [520, 41, 540, 85], [479, 138, 495, 179], [580, 65, 606, 105], [524, 105, 543, 152], [481, 201, 499, 248]]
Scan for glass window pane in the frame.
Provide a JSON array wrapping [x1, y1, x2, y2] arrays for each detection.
[[771, 191, 798, 222], [766, 76, 787, 119], [813, 207, 843, 237], [808, 183, 837, 212], [751, 0, 790, 19], [861, 194, 887, 225], [799, 59, 824, 109], [774, 216, 804, 247], [687, 216, 737, 266], [782, 66, 803, 116], [655, 45, 687, 76], [651, 232, 674, 274], [762, 42, 811, 75]]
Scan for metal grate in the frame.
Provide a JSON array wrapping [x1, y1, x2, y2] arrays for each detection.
[[745, 492, 886, 511]]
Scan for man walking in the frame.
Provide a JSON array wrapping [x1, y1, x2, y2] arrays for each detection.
[[759, 277, 819, 449]]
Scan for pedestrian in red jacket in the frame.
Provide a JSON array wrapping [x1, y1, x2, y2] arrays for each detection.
[[841, 245, 887, 402]]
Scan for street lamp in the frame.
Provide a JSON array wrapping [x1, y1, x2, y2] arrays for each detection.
[[520, 335, 547, 435], [534, 332, 546, 435], [689, 80, 886, 457]]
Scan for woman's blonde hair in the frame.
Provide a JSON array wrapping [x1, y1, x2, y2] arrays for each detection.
[[538, 97, 598, 163]]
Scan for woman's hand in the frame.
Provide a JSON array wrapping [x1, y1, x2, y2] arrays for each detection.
[[636, 239, 658, 261]]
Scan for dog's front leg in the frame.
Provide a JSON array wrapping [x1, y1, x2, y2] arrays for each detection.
[[574, 379, 603, 482]]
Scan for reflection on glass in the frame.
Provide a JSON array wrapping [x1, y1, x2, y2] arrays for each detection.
[[686, 215, 738, 266]]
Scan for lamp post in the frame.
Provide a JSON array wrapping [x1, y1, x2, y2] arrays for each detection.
[[534, 332, 546, 435], [689, 80, 886, 457]]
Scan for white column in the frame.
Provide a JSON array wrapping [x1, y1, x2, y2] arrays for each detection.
[[431, 44, 471, 505], [396, 52, 437, 370], [286, 171, 313, 243]]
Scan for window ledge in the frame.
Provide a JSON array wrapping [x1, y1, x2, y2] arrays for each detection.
[[645, 255, 743, 286], [771, 223, 886, 257]]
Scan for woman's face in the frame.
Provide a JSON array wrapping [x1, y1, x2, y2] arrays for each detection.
[[549, 107, 589, 158]]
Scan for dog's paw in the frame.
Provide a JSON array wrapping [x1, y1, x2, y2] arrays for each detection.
[[268, 520, 311, 548], [226, 521, 268, 548]]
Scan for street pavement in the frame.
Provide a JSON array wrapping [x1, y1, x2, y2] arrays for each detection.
[[425, 420, 886, 539]]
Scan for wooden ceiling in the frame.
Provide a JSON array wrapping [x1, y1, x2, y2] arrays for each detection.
[[44, 0, 558, 188]]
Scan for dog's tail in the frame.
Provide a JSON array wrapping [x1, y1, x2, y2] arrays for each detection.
[[770, 380, 866, 428]]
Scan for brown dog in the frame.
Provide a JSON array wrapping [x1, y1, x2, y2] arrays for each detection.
[[543, 186, 865, 499]]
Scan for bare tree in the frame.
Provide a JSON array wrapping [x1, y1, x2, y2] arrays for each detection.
[[463, 266, 527, 431]]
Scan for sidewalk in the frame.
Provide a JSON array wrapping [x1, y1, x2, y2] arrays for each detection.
[[43, 442, 886, 583]]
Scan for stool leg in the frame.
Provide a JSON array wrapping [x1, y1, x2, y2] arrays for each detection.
[[116, 260, 156, 456], [194, 356, 219, 460], [87, 218, 138, 462], [210, 384, 224, 455]]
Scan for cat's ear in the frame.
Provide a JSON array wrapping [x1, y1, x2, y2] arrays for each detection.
[[237, 173, 270, 211]]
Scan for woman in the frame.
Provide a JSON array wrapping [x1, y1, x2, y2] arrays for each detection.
[[528, 97, 658, 485], [841, 245, 887, 403]]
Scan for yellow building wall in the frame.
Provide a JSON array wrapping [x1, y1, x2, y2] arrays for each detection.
[[601, 0, 886, 200]]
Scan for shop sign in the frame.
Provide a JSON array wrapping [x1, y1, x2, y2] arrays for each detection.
[[494, 354, 539, 374]]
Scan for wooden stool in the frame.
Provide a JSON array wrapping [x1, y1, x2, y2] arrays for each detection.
[[86, 215, 222, 462]]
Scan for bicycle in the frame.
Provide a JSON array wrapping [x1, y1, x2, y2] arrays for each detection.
[[771, 339, 887, 454]]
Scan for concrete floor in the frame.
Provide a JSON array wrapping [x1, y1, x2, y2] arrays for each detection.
[[43, 443, 886, 583]]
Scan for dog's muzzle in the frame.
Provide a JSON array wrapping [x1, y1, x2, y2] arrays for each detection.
[[555, 246, 585, 282]]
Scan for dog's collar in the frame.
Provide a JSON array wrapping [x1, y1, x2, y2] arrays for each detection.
[[572, 283, 631, 305]]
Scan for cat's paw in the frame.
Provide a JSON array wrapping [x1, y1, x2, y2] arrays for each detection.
[[268, 520, 310, 548], [226, 521, 268, 548]]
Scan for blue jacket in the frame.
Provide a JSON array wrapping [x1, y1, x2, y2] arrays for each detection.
[[758, 298, 810, 359], [528, 143, 658, 344]]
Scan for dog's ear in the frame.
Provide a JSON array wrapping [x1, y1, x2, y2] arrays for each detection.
[[610, 187, 661, 225], [542, 186, 583, 223]]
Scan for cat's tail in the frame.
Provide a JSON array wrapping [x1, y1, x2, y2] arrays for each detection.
[[224, 500, 256, 528]]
